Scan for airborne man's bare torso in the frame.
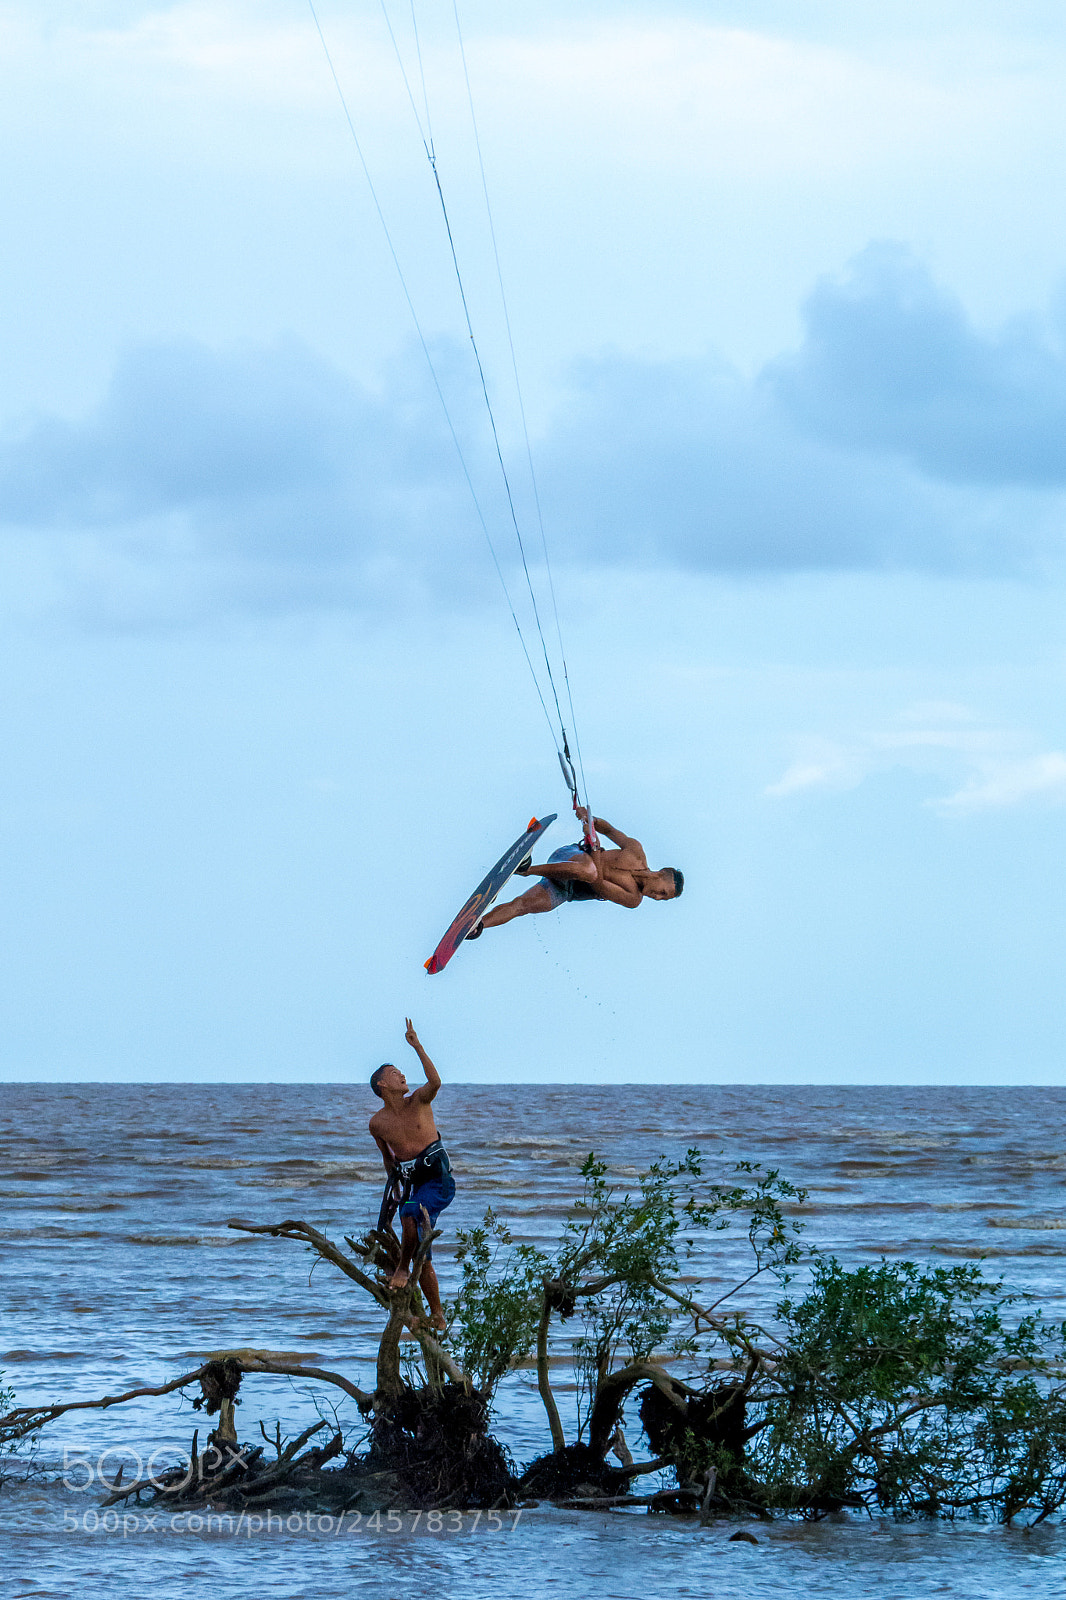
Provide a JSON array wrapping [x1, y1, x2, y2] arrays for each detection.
[[477, 807, 683, 933]]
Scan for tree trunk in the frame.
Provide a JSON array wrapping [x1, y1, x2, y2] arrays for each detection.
[[537, 1290, 566, 1452], [588, 1363, 687, 1460], [376, 1301, 408, 1399], [215, 1396, 238, 1446]]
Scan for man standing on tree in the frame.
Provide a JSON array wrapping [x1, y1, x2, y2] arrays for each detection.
[[368, 1019, 455, 1333]]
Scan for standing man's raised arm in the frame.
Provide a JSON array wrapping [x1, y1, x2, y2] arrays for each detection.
[[405, 1017, 441, 1102]]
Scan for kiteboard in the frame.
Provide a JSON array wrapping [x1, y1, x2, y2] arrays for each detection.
[[424, 814, 556, 974]]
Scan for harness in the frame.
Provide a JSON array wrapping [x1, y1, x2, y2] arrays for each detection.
[[376, 1139, 451, 1235], [396, 1137, 450, 1186]]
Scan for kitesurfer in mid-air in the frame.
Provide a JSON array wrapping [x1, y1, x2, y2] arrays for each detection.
[[469, 806, 683, 938], [369, 1019, 455, 1332]]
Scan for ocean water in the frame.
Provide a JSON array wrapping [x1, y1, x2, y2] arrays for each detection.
[[1, 1083, 1064, 1597]]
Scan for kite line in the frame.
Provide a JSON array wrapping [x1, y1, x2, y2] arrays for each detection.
[[307, 0, 596, 840]]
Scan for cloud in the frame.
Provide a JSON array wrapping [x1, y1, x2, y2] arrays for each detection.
[[935, 753, 1066, 814], [767, 706, 1066, 814], [539, 348, 1051, 576], [0, 337, 492, 623], [4, 252, 1066, 628], [3, 339, 362, 532], [766, 242, 1066, 487]]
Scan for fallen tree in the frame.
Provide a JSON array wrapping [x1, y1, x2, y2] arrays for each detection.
[[2, 1149, 1064, 1523]]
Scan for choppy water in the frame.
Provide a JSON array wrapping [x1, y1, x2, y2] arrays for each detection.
[[2, 1083, 1064, 1597]]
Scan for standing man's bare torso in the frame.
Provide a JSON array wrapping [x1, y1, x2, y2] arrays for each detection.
[[369, 1097, 439, 1163]]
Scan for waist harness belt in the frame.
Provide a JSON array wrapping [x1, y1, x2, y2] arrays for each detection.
[[396, 1138, 451, 1188], [377, 1140, 451, 1234]]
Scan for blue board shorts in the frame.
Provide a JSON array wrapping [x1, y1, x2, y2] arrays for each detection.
[[541, 843, 598, 909], [398, 1148, 455, 1260]]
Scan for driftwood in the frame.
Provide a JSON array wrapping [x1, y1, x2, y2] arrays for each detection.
[[100, 1417, 346, 1510], [548, 1465, 721, 1519], [552, 1488, 698, 1511], [0, 1352, 373, 1454]]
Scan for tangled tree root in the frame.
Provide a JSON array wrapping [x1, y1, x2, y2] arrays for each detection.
[[639, 1379, 748, 1467], [638, 1379, 771, 1514], [518, 1442, 630, 1502], [102, 1375, 514, 1514], [366, 1383, 515, 1508]]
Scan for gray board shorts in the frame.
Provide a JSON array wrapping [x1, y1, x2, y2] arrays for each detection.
[[541, 844, 598, 909]]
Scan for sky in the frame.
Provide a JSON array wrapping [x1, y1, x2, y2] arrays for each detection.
[[2, 0, 1066, 1083]]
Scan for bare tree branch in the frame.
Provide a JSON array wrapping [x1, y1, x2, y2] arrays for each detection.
[[588, 1361, 689, 1459], [227, 1218, 389, 1308], [212, 1351, 372, 1407], [0, 1365, 211, 1441]]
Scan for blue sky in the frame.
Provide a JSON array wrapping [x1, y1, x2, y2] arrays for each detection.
[[3, 1, 1066, 1082]]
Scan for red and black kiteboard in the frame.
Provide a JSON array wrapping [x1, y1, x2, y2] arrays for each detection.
[[424, 814, 556, 974]]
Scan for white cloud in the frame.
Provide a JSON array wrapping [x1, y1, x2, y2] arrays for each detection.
[[935, 752, 1066, 814], [6, 4, 1066, 196], [478, 20, 1062, 184], [768, 710, 1066, 814], [0, 2, 401, 181], [765, 758, 843, 797]]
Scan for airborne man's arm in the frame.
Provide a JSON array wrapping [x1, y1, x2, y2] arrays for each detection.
[[593, 877, 642, 909], [576, 806, 646, 863]]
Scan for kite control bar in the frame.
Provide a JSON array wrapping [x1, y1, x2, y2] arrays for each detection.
[[558, 750, 598, 851]]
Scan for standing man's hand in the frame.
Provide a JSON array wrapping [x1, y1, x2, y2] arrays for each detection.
[[405, 1018, 441, 1098]]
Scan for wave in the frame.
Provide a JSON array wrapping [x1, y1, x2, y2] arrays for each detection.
[[178, 1159, 255, 1170], [0, 1226, 106, 1240], [987, 1216, 1066, 1230], [121, 1234, 205, 1247], [1, 1349, 87, 1362], [930, 1241, 1066, 1258]]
